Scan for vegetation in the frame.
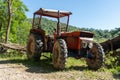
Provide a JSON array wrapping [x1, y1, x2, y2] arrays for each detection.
[[0, 0, 120, 79], [29, 17, 120, 43], [0, 0, 29, 44], [0, 51, 119, 79], [0, 0, 119, 44]]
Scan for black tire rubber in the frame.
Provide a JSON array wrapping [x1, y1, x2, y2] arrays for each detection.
[[52, 39, 68, 70], [26, 33, 43, 61], [86, 43, 105, 70]]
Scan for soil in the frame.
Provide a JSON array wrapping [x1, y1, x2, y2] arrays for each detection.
[[0, 60, 119, 80]]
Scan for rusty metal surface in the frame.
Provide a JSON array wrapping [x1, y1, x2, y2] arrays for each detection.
[[100, 35, 120, 52], [34, 8, 72, 18]]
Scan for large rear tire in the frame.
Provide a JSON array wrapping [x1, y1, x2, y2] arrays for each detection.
[[52, 39, 68, 70], [27, 33, 43, 61], [86, 43, 105, 70]]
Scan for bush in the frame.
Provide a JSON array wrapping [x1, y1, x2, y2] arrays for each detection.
[[105, 50, 120, 68]]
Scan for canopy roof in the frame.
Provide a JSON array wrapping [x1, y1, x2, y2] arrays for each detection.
[[34, 8, 72, 18]]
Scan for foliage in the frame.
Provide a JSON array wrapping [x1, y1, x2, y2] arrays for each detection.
[[110, 28, 120, 37], [1, 0, 120, 44], [28, 17, 116, 42], [0, 0, 28, 43], [0, 50, 25, 60], [0, 0, 120, 75], [105, 52, 117, 68], [115, 66, 120, 75], [104, 50, 120, 75], [105, 51, 120, 68], [1, 51, 119, 79], [16, 19, 31, 45]]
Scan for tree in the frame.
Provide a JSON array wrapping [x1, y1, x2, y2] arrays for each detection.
[[0, 0, 28, 43], [16, 20, 31, 45], [5, 0, 12, 43], [110, 28, 120, 38], [0, 0, 7, 42]]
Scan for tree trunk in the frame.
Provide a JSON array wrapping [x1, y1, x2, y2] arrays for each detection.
[[5, 0, 12, 43]]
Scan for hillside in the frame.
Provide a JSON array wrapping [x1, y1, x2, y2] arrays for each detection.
[[27, 18, 119, 42]]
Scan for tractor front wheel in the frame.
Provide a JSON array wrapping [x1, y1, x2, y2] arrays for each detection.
[[52, 39, 68, 70], [86, 43, 105, 70]]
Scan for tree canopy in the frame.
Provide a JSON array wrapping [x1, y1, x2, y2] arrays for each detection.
[[0, 0, 28, 44]]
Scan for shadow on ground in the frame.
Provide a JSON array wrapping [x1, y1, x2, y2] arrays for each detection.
[[0, 58, 88, 73], [66, 65, 88, 71], [113, 73, 120, 79], [0, 58, 55, 73], [0, 58, 119, 79]]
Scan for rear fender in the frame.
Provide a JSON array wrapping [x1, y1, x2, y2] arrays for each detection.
[[30, 29, 45, 37], [29, 29, 46, 50]]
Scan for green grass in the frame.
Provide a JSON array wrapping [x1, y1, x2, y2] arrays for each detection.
[[0, 50, 119, 78], [0, 51, 88, 73], [0, 51, 114, 70], [0, 50, 26, 60]]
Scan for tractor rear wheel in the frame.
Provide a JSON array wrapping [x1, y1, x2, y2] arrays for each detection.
[[86, 43, 105, 70], [52, 39, 68, 70], [27, 33, 43, 61]]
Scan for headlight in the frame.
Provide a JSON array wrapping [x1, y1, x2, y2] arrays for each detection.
[[81, 41, 87, 48], [88, 42, 93, 48]]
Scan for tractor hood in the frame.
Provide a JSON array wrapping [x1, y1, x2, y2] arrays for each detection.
[[61, 31, 94, 38], [79, 31, 94, 38]]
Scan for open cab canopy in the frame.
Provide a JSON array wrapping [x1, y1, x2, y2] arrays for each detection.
[[34, 8, 72, 18], [32, 8, 72, 35]]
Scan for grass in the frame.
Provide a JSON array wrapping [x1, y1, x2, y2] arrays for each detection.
[[0, 51, 116, 71], [0, 51, 120, 80], [0, 50, 26, 60], [0, 51, 87, 71]]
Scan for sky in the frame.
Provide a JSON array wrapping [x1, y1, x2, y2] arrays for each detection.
[[22, 0, 120, 30]]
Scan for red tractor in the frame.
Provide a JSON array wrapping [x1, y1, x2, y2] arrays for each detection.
[[27, 8, 105, 70]]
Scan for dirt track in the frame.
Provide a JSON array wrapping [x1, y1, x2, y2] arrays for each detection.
[[0, 60, 119, 80]]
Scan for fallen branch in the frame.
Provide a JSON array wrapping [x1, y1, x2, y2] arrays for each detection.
[[0, 43, 26, 53]]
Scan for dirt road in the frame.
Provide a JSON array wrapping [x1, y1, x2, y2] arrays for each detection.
[[0, 59, 119, 80]]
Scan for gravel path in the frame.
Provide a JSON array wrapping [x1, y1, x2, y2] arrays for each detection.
[[0, 60, 119, 80], [0, 64, 46, 80]]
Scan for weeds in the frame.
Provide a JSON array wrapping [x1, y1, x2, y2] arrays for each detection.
[[0, 50, 120, 79], [0, 50, 25, 60]]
